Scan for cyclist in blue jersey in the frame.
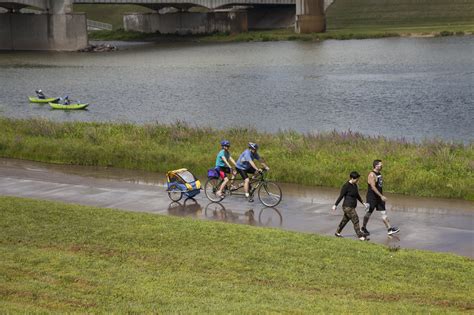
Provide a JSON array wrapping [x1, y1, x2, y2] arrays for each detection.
[[215, 140, 237, 197], [236, 142, 269, 202]]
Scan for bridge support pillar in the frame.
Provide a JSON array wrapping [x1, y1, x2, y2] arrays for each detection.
[[295, 0, 326, 33], [0, 12, 88, 51], [124, 11, 248, 35]]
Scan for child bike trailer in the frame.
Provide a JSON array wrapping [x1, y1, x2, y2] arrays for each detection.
[[166, 168, 201, 201]]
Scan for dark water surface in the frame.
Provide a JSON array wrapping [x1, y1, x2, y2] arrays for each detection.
[[0, 37, 473, 142]]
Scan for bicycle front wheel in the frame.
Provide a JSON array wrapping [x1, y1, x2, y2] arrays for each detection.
[[258, 181, 282, 207], [204, 178, 224, 202]]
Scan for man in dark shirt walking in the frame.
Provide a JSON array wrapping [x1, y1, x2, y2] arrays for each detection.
[[332, 171, 367, 240], [361, 159, 400, 236]]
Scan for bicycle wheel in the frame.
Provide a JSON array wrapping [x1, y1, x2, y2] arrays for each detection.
[[258, 207, 283, 227], [258, 181, 282, 207], [168, 191, 183, 202], [204, 178, 224, 202]]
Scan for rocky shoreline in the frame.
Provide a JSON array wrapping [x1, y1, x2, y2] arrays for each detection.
[[78, 43, 117, 53]]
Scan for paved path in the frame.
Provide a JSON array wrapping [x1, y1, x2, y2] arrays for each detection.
[[1, 158, 472, 258]]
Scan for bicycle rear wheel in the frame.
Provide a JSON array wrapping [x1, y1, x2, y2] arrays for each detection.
[[258, 181, 282, 207], [204, 178, 224, 202]]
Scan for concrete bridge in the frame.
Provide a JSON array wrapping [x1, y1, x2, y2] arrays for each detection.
[[0, 0, 328, 50]]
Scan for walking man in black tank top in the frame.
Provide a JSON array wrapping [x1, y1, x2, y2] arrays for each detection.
[[361, 160, 400, 236]]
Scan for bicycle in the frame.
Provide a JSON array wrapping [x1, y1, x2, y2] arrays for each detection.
[[204, 169, 282, 207]]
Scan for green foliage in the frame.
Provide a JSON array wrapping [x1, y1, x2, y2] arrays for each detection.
[[83, 0, 474, 43], [326, 0, 474, 31], [438, 30, 454, 37], [1, 196, 473, 312], [0, 117, 473, 200], [87, 29, 155, 41], [74, 4, 153, 29]]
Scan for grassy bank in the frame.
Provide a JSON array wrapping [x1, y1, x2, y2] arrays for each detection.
[[327, 0, 474, 31], [1, 196, 473, 312], [74, 4, 153, 30], [82, 0, 474, 42], [89, 28, 472, 43], [1, 117, 473, 200]]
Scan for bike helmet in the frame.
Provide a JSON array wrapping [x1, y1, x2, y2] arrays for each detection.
[[220, 140, 230, 147], [248, 142, 259, 150]]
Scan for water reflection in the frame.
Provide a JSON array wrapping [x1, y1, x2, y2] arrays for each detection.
[[167, 198, 202, 217], [385, 235, 401, 252], [204, 202, 283, 227]]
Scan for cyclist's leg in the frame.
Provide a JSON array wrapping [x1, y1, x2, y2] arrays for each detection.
[[217, 167, 230, 195], [245, 168, 257, 201], [246, 167, 258, 191], [229, 168, 237, 187], [237, 168, 250, 195]]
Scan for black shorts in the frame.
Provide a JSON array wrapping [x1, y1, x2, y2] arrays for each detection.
[[236, 167, 256, 180], [367, 198, 386, 213], [218, 167, 231, 179]]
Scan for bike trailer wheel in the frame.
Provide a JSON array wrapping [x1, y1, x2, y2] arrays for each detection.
[[168, 191, 183, 202]]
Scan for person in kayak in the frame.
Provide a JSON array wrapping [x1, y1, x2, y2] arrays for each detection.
[[63, 96, 71, 105], [35, 90, 45, 99]]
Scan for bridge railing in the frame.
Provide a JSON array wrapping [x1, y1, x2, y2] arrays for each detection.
[[87, 19, 113, 30]]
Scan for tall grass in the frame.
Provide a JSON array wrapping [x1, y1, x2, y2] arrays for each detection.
[[1, 196, 473, 312], [326, 0, 474, 31], [1, 117, 473, 200]]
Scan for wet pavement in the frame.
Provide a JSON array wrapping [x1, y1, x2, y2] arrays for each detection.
[[0, 158, 473, 258]]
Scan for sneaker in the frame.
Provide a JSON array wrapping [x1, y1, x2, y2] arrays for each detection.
[[358, 236, 366, 241], [248, 197, 254, 203], [335, 232, 343, 238], [388, 226, 400, 235], [361, 227, 370, 236]]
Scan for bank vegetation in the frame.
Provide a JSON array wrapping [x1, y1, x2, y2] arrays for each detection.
[[83, 0, 474, 42], [1, 117, 472, 200], [1, 196, 472, 312]]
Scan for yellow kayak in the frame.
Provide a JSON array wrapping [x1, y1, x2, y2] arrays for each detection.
[[48, 102, 89, 110], [29, 96, 59, 103]]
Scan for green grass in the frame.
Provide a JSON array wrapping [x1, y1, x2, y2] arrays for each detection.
[[87, 29, 201, 41], [1, 117, 473, 200], [79, 0, 474, 42], [1, 196, 473, 312], [326, 0, 474, 31], [74, 4, 153, 30]]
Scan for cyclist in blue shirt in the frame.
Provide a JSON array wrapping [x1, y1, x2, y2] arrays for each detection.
[[215, 140, 237, 197], [236, 142, 269, 202]]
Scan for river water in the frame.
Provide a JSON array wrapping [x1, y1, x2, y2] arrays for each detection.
[[0, 36, 473, 142]]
